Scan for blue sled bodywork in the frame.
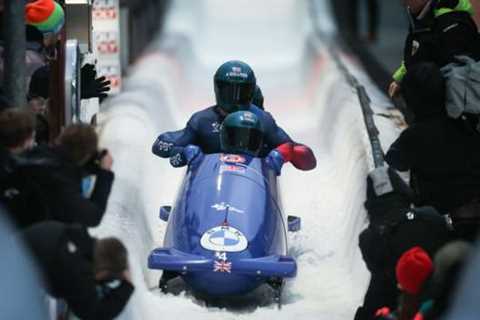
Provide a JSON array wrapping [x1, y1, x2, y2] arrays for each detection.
[[148, 153, 297, 297]]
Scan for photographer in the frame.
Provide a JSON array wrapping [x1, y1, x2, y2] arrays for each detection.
[[23, 124, 114, 227], [23, 221, 134, 320]]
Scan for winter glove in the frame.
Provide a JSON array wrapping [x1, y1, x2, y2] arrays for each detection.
[[81, 64, 111, 101], [265, 149, 286, 176], [169, 145, 203, 168], [291, 143, 316, 170], [275, 142, 294, 162]]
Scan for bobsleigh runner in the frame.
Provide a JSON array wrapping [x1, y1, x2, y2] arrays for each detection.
[[148, 153, 301, 305]]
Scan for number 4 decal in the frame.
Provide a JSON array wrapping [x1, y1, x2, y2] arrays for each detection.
[[215, 252, 227, 261]]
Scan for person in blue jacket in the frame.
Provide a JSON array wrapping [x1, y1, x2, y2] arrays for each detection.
[[152, 60, 294, 166], [172, 111, 317, 174]]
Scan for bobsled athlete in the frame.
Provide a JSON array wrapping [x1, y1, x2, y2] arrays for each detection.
[[169, 111, 316, 175], [152, 60, 294, 161], [252, 85, 264, 110]]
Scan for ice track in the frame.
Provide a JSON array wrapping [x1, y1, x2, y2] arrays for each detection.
[[92, 1, 402, 319]]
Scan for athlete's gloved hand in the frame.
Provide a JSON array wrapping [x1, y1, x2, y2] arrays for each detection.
[[169, 145, 203, 168], [267, 142, 316, 173], [266, 149, 286, 176], [292, 143, 316, 170], [276, 142, 294, 162], [183, 145, 203, 167], [265, 143, 294, 175]]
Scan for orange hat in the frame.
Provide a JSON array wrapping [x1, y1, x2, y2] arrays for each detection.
[[25, 0, 65, 34], [396, 247, 434, 295]]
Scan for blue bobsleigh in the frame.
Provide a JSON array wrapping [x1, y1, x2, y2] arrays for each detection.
[[148, 153, 301, 298]]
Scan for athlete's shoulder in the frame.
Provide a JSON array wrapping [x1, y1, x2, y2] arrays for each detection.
[[188, 106, 219, 126], [249, 104, 270, 118], [190, 106, 218, 120]]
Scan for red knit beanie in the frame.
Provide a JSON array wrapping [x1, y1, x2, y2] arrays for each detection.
[[396, 246, 434, 295]]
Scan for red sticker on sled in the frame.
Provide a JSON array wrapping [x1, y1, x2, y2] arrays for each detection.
[[220, 154, 246, 164]]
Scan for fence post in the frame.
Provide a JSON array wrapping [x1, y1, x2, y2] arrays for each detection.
[[4, 0, 26, 108]]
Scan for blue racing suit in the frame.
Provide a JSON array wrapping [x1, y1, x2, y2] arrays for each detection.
[[152, 105, 293, 165]]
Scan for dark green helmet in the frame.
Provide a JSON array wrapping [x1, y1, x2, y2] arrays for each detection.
[[220, 111, 264, 156], [252, 85, 264, 110], [214, 60, 256, 114]]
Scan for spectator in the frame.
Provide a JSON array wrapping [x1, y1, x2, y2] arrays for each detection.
[[354, 167, 451, 320], [94, 238, 129, 282], [0, 108, 49, 228], [23, 221, 134, 320], [428, 241, 472, 318], [0, 0, 65, 89], [25, 0, 65, 62], [374, 247, 434, 320], [0, 26, 47, 93], [386, 63, 480, 216], [445, 241, 480, 319], [21, 124, 115, 227], [0, 209, 49, 320], [28, 65, 50, 145], [389, 0, 480, 97]]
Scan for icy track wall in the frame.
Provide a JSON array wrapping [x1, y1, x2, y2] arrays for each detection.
[[92, 1, 401, 319]]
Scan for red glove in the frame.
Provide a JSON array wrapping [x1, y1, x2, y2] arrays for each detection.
[[275, 142, 294, 163], [291, 144, 316, 170]]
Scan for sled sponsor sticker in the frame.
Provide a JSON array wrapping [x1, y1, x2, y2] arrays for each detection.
[[215, 251, 228, 261], [220, 154, 246, 164], [219, 164, 246, 174], [200, 226, 248, 252], [211, 202, 244, 214]]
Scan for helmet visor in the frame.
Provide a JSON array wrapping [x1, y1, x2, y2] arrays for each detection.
[[216, 81, 255, 111], [223, 126, 263, 156]]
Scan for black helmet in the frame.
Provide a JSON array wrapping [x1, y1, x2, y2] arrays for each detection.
[[220, 111, 264, 156], [214, 60, 256, 114], [252, 85, 264, 110]]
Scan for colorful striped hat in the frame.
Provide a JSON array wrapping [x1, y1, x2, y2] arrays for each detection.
[[25, 0, 65, 34]]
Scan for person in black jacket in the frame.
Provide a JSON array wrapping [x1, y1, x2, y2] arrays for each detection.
[[28, 65, 50, 145], [354, 166, 451, 320], [385, 62, 480, 215], [0, 108, 49, 228], [23, 221, 134, 320], [389, 0, 480, 97], [21, 123, 114, 227]]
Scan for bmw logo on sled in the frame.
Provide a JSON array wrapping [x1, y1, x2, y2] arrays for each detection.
[[148, 153, 301, 303]]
